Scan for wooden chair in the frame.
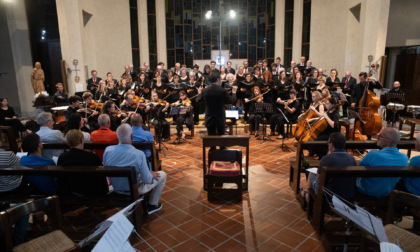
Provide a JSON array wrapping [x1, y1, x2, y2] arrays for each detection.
[[0, 196, 77, 252], [206, 149, 243, 202], [385, 190, 420, 234], [398, 118, 416, 158]]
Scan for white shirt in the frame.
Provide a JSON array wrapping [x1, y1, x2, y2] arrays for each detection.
[[36, 126, 65, 159]]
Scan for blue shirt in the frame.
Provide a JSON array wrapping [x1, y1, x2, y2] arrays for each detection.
[[356, 147, 408, 198], [132, 126, 154, 158], [20, 155, 58, 194], [406, 156, 420, 196], [103, 144, 153, 193]]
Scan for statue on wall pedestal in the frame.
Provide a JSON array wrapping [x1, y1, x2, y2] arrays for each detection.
[[31, 62, 45, 94]]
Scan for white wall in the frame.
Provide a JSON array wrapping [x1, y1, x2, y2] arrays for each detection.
[[57, 0, 132, 94], [310, 0, 390, 79], [386, 0, 420, 47]]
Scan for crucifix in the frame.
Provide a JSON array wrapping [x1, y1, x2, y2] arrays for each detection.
[[71, 59, 80, 77]]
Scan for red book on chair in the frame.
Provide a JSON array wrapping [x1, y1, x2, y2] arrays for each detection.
[[209, 161, 241, 177]]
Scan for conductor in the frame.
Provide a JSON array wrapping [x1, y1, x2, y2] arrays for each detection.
[[197, 72, 237, 135]]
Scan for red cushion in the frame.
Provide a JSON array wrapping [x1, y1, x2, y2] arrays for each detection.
[[209, 161, 241, 177]]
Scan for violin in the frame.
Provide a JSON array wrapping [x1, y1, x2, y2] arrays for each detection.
[[245, 89, 271, 103], [152, 99, 168, 106], [182, 98, 191, 106], [89, 100, 103, 110]]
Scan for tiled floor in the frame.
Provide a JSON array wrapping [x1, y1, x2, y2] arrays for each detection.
[[130, 126, 325, 251], [53, 120, 419, 251]]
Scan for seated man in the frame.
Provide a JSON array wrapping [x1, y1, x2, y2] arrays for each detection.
[[57, 129, 109, 196], [53, 82, 69, 106], [20, 134, 58, 194], [356, 127, 408, 198], [401, 132, 420, 196], [103, 124, 166, 214], [36, 112, 65, 159], [131, 114, 154, 159], [91, 114, 118, 160], [301, 132, 357, 203]]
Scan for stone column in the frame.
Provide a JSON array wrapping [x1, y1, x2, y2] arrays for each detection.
[[292, 0, 303, 62], [3, 0, 35, 116], [155, 0, 167, 67], [274, 0, 285, 61], [56, 0, 86, 96], [138, 0, 149, 66]]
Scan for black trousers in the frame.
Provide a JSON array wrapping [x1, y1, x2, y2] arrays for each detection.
[[249, 114, 262, 132], [176, 114, 193, 132], [270, 114, 288, 135], [1, 119, 26, 138], [207, 124, 225, 136], [151, 119, 170, 139]]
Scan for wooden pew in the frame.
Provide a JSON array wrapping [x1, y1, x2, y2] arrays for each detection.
[[0, 165, 147, 232], [309, 165, 420, 234], [42, 141, 161, 171], [290, 140, 416, 195]]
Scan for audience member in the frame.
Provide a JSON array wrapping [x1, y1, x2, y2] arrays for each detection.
[[57, 129, 108, 196], [400, 133, 420, 196], [301, 133, 357, 204], [91, 114, 118, 160], [36, 112, 65, 159], [65, 113, 91, 142], [356, 127, 408, 198], [20, 134, 58, 194], [131, 114, 154, 159], [103, 124, 166, 214]]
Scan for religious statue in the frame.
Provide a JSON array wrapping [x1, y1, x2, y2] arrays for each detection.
[[31, 62, 45, 94]]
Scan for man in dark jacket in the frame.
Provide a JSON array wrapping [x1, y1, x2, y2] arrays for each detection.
[[341, 71, 357, 117], [197, 73, 236, 136]]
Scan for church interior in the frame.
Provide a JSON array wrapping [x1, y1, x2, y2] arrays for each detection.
[[1, 0, 420, 251]]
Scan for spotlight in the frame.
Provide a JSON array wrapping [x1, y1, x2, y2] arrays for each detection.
[[205, 11, 212, 20], [229, 10, 236, 19]]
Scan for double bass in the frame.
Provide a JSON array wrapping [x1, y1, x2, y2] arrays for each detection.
[[353, 76, 382, 137]]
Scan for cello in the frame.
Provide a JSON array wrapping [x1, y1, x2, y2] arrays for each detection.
[[353, 75, 382, 137], [299, 99, 344, 141], [292, 92, 324, 139]]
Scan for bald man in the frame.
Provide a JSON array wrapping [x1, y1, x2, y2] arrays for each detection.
[[356, 127, 408, 198]]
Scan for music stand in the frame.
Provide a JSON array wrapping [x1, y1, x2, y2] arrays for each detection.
[[386, 93, 405, 128], [151, 106, 168, 156], [272, 107, 294, 152], [173, 106, 191, 145], [254, 103, 275, 143], [323, 188, 389, 252]]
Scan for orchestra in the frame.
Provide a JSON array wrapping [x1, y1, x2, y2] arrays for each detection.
[[10, 56, 411, 150]]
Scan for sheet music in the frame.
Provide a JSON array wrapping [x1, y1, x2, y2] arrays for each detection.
[[306, 167, 318, 174], [92, 215, 134, 252], [79, 198, 143, 247], [52, 156, 58, 165], [332, 195, 388, 243], [75, 83, 84, 92], [16, 152, 28, 158], [380, 242, 403, 252], [226, 110, 239, 119]]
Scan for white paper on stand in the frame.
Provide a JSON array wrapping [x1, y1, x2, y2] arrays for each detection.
[[92, 215, 134, 252]]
